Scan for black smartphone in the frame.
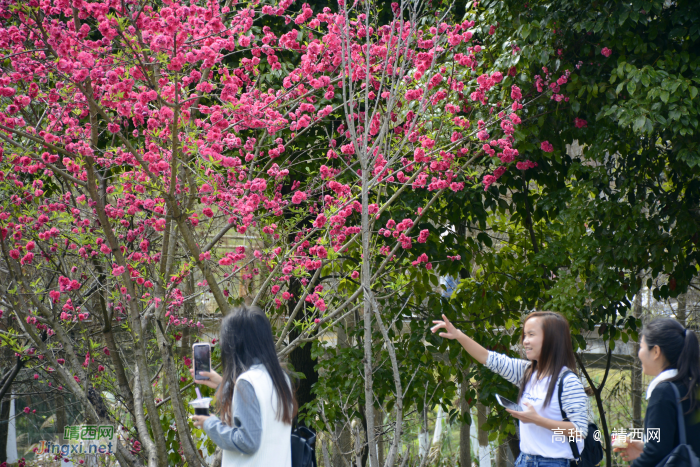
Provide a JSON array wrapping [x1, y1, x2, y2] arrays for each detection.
[[193, 343, 211, 381], [495, 394, 523, 412]]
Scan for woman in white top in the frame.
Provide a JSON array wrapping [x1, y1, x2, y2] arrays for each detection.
[[432, 311, 590, 467], [191, 306, 296, 467]]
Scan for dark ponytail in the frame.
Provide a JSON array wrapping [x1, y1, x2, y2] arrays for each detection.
[[641, 318, 700, 414]]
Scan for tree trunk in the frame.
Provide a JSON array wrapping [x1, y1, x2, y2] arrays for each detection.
[[676, 294, 687, 327], [376, 406, 384, 466], [576, 349, 614, 467], [507, 433, 520, 463], [56, 392, 66, 440], [288, 276, 319, 418], [280, 178, 319, 419], [334, 317, 353, 467], [459, 377, 471, 467], [0, 357, 22, 464], [181, 274, 196, 358], [495, 442, 508, 467], [335, 423, 353, 467], [477, 402, 488, 447], [631, 289, 644, 428], [0, 396, 10, 462], [418, 403, 429, 461]]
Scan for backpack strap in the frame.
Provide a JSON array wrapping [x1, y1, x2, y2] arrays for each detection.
[[557, 369, 581, 461], [667, 382, 687, 445]]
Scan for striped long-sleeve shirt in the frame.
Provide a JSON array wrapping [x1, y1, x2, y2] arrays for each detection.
[[485, 350, 590, 458]]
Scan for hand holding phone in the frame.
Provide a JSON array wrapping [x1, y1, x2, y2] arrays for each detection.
[[189, 368, 222, 390], [193, 343, 211, 381], [495, 394, 523, 412]]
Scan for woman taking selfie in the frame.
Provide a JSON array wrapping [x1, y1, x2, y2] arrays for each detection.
[[613, 318, 700, 466], [190, 306, 296, 467], [432, 311, 590, 467]]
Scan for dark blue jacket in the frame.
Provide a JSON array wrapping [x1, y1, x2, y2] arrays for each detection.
[[632, 380, 700, 467]]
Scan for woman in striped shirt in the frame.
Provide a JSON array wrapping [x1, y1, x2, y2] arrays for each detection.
[[431, 311, 590, 467]]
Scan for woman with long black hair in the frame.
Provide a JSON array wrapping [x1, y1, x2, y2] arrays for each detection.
[[432, 311, 590, 467], [614, 318, 700, 465], [191, 305, 297, 467]]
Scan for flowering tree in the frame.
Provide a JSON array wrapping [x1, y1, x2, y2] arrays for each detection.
[[0, 0, 569, 464]]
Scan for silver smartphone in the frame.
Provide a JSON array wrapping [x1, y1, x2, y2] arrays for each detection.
[[495, 394, 523, 412], [192, 343, 211, 380]]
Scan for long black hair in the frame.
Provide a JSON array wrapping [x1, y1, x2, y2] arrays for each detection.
[[517, 311, 581, 408], [216, 305, 297, 425], [641, 318, 700, 414]]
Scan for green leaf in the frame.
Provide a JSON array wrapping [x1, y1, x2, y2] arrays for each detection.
[[477, 232, 493, 248], [619, 10, 629, 25], [660, 90, 670, 103], [521, 23, 531, 40]]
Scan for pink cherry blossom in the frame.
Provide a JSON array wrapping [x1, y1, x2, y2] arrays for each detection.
[[292, 191, 308, 204], [0, 0, 568, 451], [482, 175, 497, 191]]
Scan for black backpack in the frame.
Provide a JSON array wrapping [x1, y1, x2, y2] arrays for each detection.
[[557, 370, 604, 467], [291, 421, 317, 467]]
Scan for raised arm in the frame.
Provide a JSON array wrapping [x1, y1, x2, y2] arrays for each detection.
[[431, 314, 488, 364], [431, 314, 530, 386]]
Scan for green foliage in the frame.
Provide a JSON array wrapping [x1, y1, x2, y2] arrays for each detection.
[[342, 0, 700, 446]]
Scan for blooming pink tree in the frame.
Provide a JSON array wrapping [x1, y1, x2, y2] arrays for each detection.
[[0, 0, 568, 464]]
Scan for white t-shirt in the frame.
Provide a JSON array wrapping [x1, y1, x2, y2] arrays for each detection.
[[486, 351, 588, 459], [520, 369, 586, 458]]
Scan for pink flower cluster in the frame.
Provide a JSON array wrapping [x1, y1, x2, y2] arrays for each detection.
[[0, 0, 571, 390]]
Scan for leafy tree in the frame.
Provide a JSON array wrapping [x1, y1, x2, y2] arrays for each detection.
[[416, 0, 700, 464]]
